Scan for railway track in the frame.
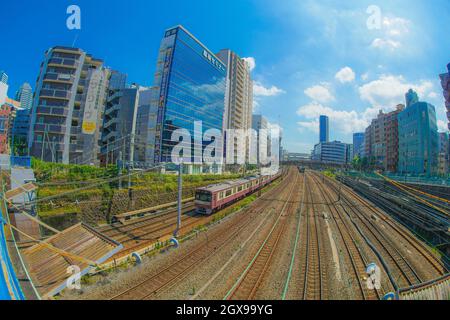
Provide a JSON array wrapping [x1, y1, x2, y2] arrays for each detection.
[[321, 175, 423, 287], [309, 173, 381, 300], [224, 169, 300, 300], [109, 169, 293, 300], [339, 177, 448, 276], [293, 172, 327, 300]]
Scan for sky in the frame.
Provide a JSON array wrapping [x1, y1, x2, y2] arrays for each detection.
[[1, 0, 449, 153]]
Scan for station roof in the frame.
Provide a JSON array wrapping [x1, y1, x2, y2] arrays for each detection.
[[22, 223, 122, 298]]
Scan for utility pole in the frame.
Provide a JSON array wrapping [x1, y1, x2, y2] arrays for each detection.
[[174, 163, 183, 237], [118, 151, 122, 189]]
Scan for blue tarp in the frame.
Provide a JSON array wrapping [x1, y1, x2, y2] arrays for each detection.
[[0, 216, 24, 300]]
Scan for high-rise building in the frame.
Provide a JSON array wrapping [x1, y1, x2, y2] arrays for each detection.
[[216, 49, 253, 131], [364, 104, 404, 172], [352, 132, 364, 158], [134, 87, 159, 166], [312, 140, 346, 164], [216, 49, 253, 164], [100, 84, 149, 166], [15, 83, 33, 110], [319, 115, 329, 143], [0, 98, 19, 154], [151, 26, 227, 173], [439, 63, 450, 131], [11, 106, 31, 156], [29, 46, 110, 164], [437, 132, 449, 176], [252, 114, 269, 164], [405, 88, 419, 107], [398, 90, 439, 176], [345, 143, 354, 163], [0, 71, 8, 84], [0, 71, 8, 106]]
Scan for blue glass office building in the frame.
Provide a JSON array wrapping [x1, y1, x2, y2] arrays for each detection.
[[319, 115, 329, 143], [398, 92, 439, 176], [152, 26, 226, 172], [352, 132, 365, 157]]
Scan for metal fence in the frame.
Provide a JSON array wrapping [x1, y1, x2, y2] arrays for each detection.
[[343, 171, 450, 187]]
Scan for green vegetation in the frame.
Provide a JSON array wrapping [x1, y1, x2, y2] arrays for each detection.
[[351, 155, 377, 171], [32, 158, 246, 228], [323, 169, 336, 179]]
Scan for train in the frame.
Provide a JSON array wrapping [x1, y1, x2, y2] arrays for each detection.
[[298, 166, 305, 173], [194, 171, 282, 215]]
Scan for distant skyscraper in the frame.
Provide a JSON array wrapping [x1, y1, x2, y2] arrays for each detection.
[[252, 114, 269, 164], [398, 90, 438, 176], [352, 132, 365, 158], [0, 71, 8, 106], [0, 71, 8, 84], [29, 46, 110, 164], [15, 82, 33, 109], [439, 63, 450, 131], [319, 115, 329, 143], [151, 25, 227, 173], [405, 89, 419, 107]]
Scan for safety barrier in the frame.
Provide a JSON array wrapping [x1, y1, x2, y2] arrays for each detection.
[[344, 171, 450, 187], [398, 274, 450, 300], [0, 215, 24, 300]]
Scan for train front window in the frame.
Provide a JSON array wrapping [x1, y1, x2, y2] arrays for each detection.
[[196, 191, 212, 202]]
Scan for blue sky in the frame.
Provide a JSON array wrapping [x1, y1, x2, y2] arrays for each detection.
[[1, 0, 449, 153]]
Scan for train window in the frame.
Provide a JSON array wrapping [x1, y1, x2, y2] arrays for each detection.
[[225, 189, 232, 197], [195, 191, 212, 202]]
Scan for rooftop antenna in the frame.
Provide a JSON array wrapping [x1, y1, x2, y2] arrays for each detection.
[[71, 33, 79, 48]]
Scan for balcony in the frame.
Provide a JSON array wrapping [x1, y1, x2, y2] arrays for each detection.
[[39, 89, 71, 100], [48, 58, 79, 69], [36, 106, 68, 117], [34, 123, 66, 134], [43, 73, 75, 83]]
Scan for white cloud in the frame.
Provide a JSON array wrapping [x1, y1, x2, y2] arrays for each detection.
[[370, 16, 411, 51], [304, 84, 334, 103], [437, 120, 448, 132], [253, 81, 285, 97], [243, 57, 256, 72], [335, 67, 355, 83], [358, 75, 435, 108], [383, 17, 410, 36], [296, 102, 368, 134], [297, 120, 319, 134], [371, 38, 401, 50]]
